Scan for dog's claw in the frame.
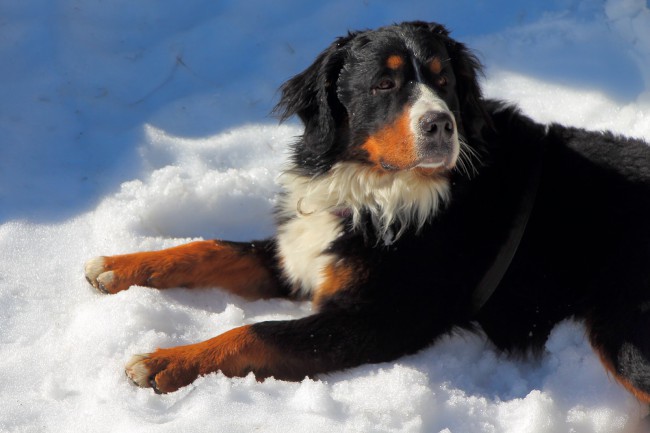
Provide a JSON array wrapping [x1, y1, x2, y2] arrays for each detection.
[[97, 281, 110, 294], [125, 370, 139, 387], [150, 378, 163, 394]]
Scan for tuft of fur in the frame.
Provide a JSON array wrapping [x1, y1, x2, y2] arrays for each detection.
[[125, 354, 153, 388], [279, 162, 450, 241]]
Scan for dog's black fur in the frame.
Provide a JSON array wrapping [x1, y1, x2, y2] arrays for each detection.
[[267, 21, 650, 398], [89, 21, 650, 399]]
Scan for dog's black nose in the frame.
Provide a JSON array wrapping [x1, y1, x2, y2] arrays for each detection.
[[419, 111, 454, 140]]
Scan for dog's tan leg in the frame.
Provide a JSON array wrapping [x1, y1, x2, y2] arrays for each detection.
[[124, 299, 445, 393], [84, 240, 287, 299], [125, 324, 290, 393]]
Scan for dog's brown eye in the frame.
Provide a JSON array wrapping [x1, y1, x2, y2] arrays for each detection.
[[375, 79, 396, 91], [437, 76, 448, 87]]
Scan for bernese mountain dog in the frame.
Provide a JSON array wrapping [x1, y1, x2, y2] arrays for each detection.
[[84, 21, 650, 398]]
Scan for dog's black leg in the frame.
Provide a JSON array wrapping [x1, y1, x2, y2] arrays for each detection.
[[587, 308, 650, 404]]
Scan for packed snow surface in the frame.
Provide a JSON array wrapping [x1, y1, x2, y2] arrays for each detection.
[[1, 0, 650, 432]]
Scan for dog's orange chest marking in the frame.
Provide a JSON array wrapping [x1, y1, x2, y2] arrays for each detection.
[[313, 261, 366, 309]]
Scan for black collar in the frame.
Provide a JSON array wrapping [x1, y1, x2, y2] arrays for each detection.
[[469, 145, 544, 315]]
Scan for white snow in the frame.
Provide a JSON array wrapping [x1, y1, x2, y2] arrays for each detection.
[[2, 0, 650, 432]]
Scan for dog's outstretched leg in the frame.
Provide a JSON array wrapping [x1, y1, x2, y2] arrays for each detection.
[[124, 306, 443, 393], [84, 240, 288, 299], [587, 308, 650, 404]]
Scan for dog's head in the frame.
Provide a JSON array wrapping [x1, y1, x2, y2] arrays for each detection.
[[275, 21, 488, 177]]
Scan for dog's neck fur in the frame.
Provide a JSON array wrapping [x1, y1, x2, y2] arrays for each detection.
[[275, 162, 450, 296], [279, 162, 450, 239]]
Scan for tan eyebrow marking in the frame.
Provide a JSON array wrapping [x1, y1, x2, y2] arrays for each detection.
[[429, 57, 443, 75], [387, 55, 405, 70]]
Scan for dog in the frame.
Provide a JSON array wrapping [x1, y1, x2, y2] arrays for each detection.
[[85, 21, 650, 397]]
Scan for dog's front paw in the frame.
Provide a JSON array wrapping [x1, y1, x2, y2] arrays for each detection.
[[84, 257, 119, 294], [125, 350, 200, 394], [84, 253, 156, 294]]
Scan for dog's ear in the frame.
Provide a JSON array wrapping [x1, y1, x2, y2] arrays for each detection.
[[424, 22, 490, 140], [274, 33, 354, 154]]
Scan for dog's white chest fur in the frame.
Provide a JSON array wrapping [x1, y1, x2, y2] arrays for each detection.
[[275, 162, 450, 297], [276, 172, 345, 296], [276, 205, 343, 295]]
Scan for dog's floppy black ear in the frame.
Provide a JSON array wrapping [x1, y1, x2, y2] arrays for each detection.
[[449, 39, 490, 139], [274, 33, 354, 154]]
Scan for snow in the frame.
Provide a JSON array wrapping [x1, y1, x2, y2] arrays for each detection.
[[1, 0, 650, 431]]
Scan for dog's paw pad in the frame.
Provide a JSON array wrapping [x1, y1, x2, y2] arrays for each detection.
[[125, 354, 153, 388]]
